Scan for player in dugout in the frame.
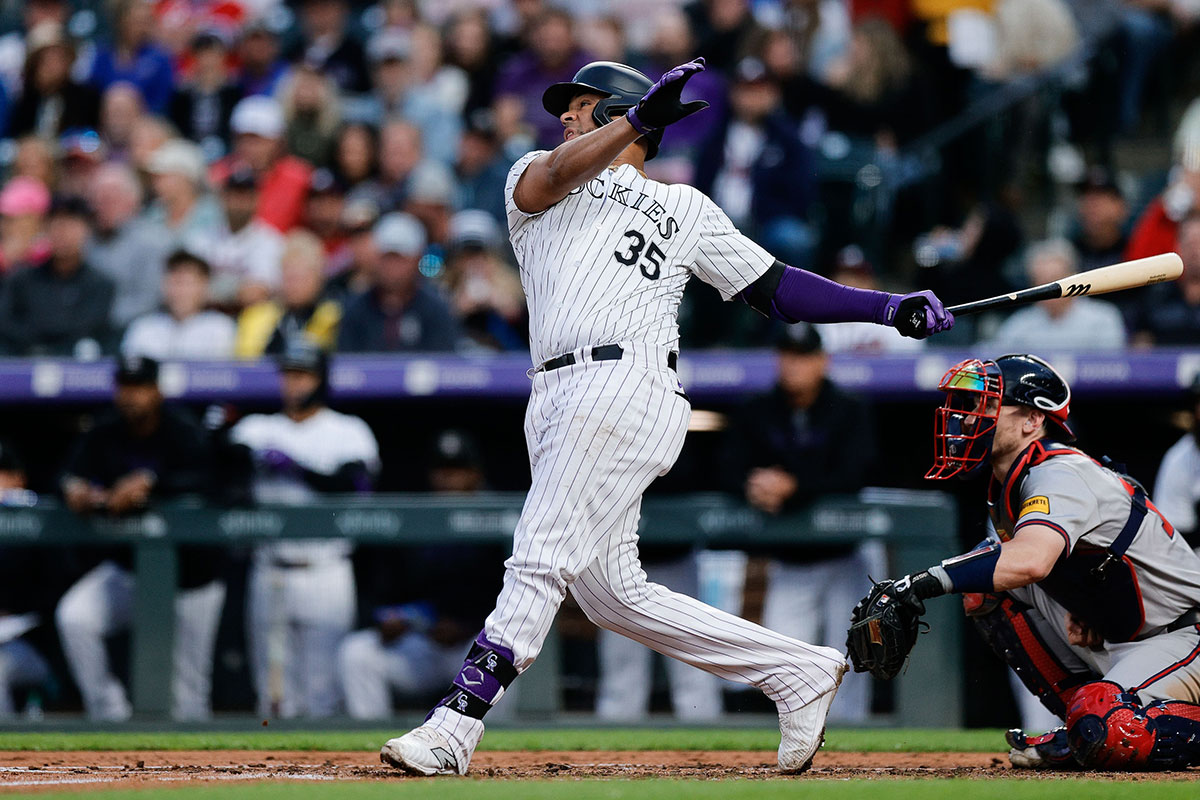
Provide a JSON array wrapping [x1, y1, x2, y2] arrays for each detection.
[[846, 354, 1200, 770]]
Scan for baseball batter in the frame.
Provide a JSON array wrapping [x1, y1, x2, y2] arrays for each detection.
[[381, 58, 954, 776], [846, 354, 1200, 770]]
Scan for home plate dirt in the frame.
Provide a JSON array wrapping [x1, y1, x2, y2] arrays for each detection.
[[0, 750, 1192, 791]]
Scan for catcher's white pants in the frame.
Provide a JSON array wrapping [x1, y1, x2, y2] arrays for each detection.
[[595, 555, 722, 720], [55, 560, 225, 720], [246, 554, 355, 718], [761, 550, 875, 722], [473, 348, 845, 721], [338, 628, 468, 719]]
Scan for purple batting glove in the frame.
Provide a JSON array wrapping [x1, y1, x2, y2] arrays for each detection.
[[626, 57, 710, 134], [884, 290, 955, 339]]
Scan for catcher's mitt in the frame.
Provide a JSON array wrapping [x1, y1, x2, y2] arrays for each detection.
[[846, 578, 927, 680]]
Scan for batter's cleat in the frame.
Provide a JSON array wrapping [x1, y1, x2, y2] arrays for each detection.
[[777, 660, 847, 774], [1006, 726, 1080, 769], [380, 725, 465, 776]]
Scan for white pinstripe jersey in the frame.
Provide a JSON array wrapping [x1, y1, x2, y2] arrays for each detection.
[[505, 150, 775, 366]]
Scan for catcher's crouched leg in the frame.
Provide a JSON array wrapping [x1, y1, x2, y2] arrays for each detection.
[[964, 591, 1098, 719], [1065, 680, 1200, 770]]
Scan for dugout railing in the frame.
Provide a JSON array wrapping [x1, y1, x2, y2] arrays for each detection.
[[0, 491, 959, 726]]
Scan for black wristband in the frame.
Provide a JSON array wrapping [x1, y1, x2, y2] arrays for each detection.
[[908, 569, 949, 600]]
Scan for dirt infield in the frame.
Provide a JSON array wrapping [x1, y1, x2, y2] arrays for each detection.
[[0, 750, 1191, 791]]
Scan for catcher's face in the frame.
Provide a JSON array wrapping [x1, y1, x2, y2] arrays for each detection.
[[926, 360, 1002, 480], [560, 92, 604, 142]]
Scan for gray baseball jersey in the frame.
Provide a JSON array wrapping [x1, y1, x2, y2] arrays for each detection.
[[991, 444, 1200, 637]]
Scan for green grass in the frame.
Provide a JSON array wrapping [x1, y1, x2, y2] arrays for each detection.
[[26, 781, 1200, 800], [0, 728, 1009, 753]]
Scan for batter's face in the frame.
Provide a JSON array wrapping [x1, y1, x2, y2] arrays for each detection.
[[560, 92, 605, 142]]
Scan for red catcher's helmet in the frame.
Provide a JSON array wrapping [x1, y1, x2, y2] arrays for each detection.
[[925, 354, 1075, 480]]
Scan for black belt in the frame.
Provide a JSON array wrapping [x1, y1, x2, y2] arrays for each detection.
[[270, 559, 312, 569], [1166, 609, 1200, 633], [539, 344, 678, 373]]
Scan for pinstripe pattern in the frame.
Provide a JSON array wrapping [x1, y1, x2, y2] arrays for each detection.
[[413, 152, 849, 760]]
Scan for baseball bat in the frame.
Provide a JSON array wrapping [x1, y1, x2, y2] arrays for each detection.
[[946, 252, 1183, 317]]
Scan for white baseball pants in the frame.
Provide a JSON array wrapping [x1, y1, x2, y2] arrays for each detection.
[[55, 560, 225, 720], [480, 345, 846, 715]]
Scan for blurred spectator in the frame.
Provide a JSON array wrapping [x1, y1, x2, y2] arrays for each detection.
[[579, 15, 628, 64], [168, 29, 242, 155], [236, 230, 342, 357], [286, 0, 370, 94], [231, 340, 379, 718], [337, 212, 461, 352], [720, 323, 876, 722], [695, 57, 817, 268], [356, 118, 422, 213], [236, 18, 287, 98], [332, 121, 378, 188], [360, 25, 465, 166], [1127, 213, 1200, 346], [304, 168, 348, 252], [211, 96, 313, 234], [338, 428, 503, 719], [1127, 98, 1200, 261], [325, 197, 380, 300], [640, 8, 727, 181], [121, 249, 235, 360], [814, 17, 933, 146], [453, 111, 510, 225], [0, 0, 70, 97], [404, 160, 454, 248], [683, 0, 763, 72], [0, 195, 114, 356], [126, 113, 173, 177], [10, 136, 56, 188], [280, 62, 342, 167], [0, 441, 52, 717], [56, 355, 223, 721], [98, 82, 144, 163], [916, 200, 1024, 310], [754, 0, 851, 82], [443, 210, 526, 351], [444, 9, 505, 117], [57, 130, 108, 198], [0, 176, 51, 275], [143, 138, 224, 250], [1154, 375, 1200, 546], [1069, 166, 1130, 272], [493, 8, 592, 150], [988, 239, 1127, 351], [85, 0, 174, 113], [9, 22, 100, 138], [86, 162, 169, 331], [202, 164, 284, 308], [814, 246, 923, 353]]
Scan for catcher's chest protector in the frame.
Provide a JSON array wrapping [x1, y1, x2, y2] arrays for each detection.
[[988, 441, 1149, 643]]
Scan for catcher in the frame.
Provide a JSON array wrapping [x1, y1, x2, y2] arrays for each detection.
[[847, 353, 1200, 770]]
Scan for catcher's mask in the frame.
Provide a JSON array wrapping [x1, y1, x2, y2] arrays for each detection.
[[926, 354, 1075, 480]]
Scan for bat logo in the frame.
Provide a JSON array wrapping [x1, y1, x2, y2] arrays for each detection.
[[1063, 283, 1091, 297]]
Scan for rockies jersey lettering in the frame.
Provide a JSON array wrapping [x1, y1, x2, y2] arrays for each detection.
[[505, 150, 774, 365]]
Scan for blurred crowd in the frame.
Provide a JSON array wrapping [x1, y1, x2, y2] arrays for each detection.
[[0, 0, 1192, 360]]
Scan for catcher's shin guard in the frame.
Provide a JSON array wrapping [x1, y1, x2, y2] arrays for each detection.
[[965, 592, 1098, 719], [1065, 681, 1157, 769]]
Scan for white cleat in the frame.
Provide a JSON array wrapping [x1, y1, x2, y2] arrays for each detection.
[[380, 725, 465, 776], [777, 661, 847, 774]]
